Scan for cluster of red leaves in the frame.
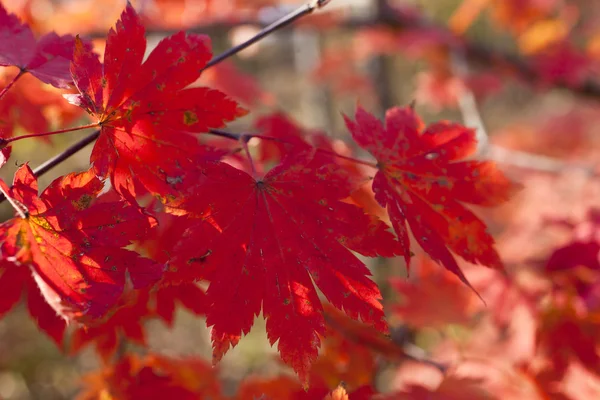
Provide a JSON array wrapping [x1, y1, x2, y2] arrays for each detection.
[[0, 1, 523, 398]]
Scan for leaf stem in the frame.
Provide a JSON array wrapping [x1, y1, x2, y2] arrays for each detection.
[[0, 70, 25, 102], [208, 128, 380, 169], [315, 147, 379, 169], [3, 123, 100, 145], [0, 184, 28, 219], [0, 130, 101, 205], [202, 0, 331, 70], [241, 135, 259, 178], [33, 130, 101, 177], [207, 128, 242, 141]]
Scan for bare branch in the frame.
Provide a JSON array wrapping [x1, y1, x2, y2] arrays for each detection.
[[203, 0, 330, 70], [81, 5, 600, 103]]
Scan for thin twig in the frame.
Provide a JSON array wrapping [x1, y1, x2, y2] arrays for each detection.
[[33, 130, 101, 177], [324, 311, 447, 372], [208, 127, 380, 169], [83, 5, 600, 103], [0, 184, 28, 219], [0, 130, 101, 204], [203, 0, 329, 70], [451, 51, 489, 155], [2, 123, 99, 145], [0, 70, 24, 102], [207, 128, 242, 141]]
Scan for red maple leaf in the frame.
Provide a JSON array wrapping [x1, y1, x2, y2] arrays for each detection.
[[0, 72, 83, 139], [164, 152, 399, 383], [537, 298, 600, 378], [0, 259, 66, 344], [391, 255, 477, 328], [0, 3, 88, 88], [199, 61, 273, 107], [65, 3, 246, 198], [0, 166, 163, 325], [344, 106, 517, 286], [254, 113, 311, 163], [135, 211, 209, 325], [382, 376, 491, 400], [77, 353, 222, 400], [70, 288, 153, 361]]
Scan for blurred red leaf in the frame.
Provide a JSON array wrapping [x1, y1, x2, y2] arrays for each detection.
[[77, 353, 223, 400], [0, 3, 90, 87], [391, 255, 476, 328]]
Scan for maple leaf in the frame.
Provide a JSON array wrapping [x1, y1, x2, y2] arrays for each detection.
[[236, 376, 301, 400], [0, 3, 89, 88], [391, 255, 477, 328], [77, 353, 222, 400], [538, 299, 600, 377], [0, 166, 163, 324], [254, 113, 311, 163], [155, 283, 208, 325], [254, 114, 397, 254], [322, 304, 408, 362], [344, 106, 516, 286], [135, 211, 209, 324], [65, 3, 246, 199], [324, 385, 350, 400], [381, 376, 492, 400], [311, 306, 381, 391], [70, 289, 152, 361], [534, 42, 592, 88], [0, 260, 67, 343], [164, 152, 397, 383], [199, 61, 273, 107]]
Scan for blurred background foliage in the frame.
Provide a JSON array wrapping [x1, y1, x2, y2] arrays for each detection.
[[1, 0, 600, 398]]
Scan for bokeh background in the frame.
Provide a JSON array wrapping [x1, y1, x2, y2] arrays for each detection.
[[1, 0, 600, 398]]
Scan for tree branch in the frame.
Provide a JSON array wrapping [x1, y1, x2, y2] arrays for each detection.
[[83, 4, 600, 102], [32, 130, 100, 177], [203, 0, 330, 70], [17, 0, 330, 187]]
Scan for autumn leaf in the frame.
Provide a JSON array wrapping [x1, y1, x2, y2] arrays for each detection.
[[324, 385, 350, 400], [391, 255, 477, 328], [380, 376, 492, 400], [537, 299, 600, 377], [254, 112, 311, 163], [0, 165, 163, 324], [533, 42, 592, 88], [0, 260, 67, 343], [135, 211, 209, 325], [164, 152, 398, 383], [200, 61, 273, 107], [65, 3, 246, 199], [70, 289, 153, 361], [0, 3, 89, 88], [344, 106, 516, 286], [236, 376, 301, 400], [77, 353, 223, 400]]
